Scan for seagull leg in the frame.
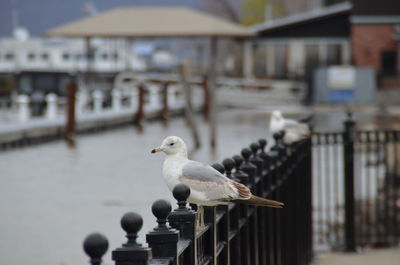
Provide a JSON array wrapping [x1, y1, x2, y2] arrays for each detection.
[[200, 205, 205, 228], [196, 205, 205, 231], [196, 205, 201, 231]]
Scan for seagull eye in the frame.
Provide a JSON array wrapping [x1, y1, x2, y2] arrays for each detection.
[[169, 143, 174, 146]]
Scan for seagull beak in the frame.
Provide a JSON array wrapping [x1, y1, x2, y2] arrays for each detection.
[[151, 147, 162, 154]]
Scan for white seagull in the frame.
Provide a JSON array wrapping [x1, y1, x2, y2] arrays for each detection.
[[152, 136, 283, 227], [269, 110, 310, 144]]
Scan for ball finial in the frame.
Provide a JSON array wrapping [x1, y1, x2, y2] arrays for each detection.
[[172, 184, 191, 210], [232, 155, 243, 169], [121, 212, 143, 235], [273, 132, 281, 141], [212, 163, 225, 174], [258, 139, 267, 150], [152, 199, 172, 220], [152, 199, 172, 230], [83, 233, 109, 263], [241, 148, 252, 161], [250, 142, 260, 154], [222, 158, 235, 172]]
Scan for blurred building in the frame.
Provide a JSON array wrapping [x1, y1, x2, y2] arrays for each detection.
[[248, 0, 400, 90], [0, 27, 146, 97]]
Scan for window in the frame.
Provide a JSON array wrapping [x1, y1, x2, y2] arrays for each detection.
[[381, 51, 397, 77], [5, 53, 14, 61], [63, 53, 70, 61], [274, 44, 289, 79], [42, 53, 49, 60], [113, 53, 119, 60], [28, 53, 35, 61], [327, 44, 342, 65], [102, 53, 109, 60]]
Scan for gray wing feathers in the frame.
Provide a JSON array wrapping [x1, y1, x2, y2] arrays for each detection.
[[284, 121, 310, 136], [180, 161, 243, 201], [182, 161, 227, 184]]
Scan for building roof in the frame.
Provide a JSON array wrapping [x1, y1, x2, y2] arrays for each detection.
[[46, 7, 253, 38], [251, 2, 352, 34]]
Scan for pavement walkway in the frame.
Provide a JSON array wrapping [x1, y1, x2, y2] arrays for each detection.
[[314, 247, 400, 265]]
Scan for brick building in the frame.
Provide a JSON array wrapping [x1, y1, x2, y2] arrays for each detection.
[[248, 0, 400, 90], [351, 0, 400, 88]]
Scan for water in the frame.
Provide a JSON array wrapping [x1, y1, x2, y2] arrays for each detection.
[[0, 109, 271, 265]]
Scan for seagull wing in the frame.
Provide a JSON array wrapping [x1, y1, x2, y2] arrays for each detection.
[[284, 121, 310, 135], [180, 161, 251, 202], [284, 118, 300, 126], [283, 119, 310, 144]]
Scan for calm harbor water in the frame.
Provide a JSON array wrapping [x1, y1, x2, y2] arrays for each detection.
[[0, 109, 273, 265]]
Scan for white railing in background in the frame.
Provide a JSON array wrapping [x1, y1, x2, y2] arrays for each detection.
[[2, 75, 304, 126], [45, 93, 57, 120], [16, 94, 30, 123]]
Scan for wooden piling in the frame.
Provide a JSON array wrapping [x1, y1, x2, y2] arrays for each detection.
[[133, 83, 145, 133], [161, 82, 169, 127], [66, 81, 77, 147], [202, 75, 210, 122], [181, 62, 201, 150]]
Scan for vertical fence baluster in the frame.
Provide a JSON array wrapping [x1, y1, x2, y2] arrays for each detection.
[[316, 133, 325, 246], [258, 139, 269, 265], [383, 131, 390, 245], [204, 206, 217, 265], [373, 130, 382, 245], [233, 154, 250, 265], [394, 131, 400, 241], [240, 148, 257, 265], [266, 148, 278, 265], [365, 131, 373, 244], [324, 134, 333, 245], [223, 158, 240, 265], [250, 142, 264, 265], [343, 112, 356, 252], [356, 131, 363, 245], [271, 132, 286, 265], [331, 133, 339, 246]]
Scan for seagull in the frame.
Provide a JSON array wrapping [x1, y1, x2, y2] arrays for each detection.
[[151, 136, 283, 227], [270, 110, 310, 144]]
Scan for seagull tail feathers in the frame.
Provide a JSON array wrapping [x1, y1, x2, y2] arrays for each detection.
[[236, 195, 284, 208]]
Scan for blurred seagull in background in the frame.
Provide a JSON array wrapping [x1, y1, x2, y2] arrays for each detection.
[[151, 136, 283, 227], [270, 110, 311, 144]]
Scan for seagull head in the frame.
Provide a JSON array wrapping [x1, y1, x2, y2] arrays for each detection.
[[151, 136, 188, 156], [271, 110, 283, 121]]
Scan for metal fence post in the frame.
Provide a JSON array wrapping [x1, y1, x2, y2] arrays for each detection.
[[146, 199, 179, 264], [223, 158, 241, 265], [343, 112, 356, 252], [250, 142, 264, 178], [232, 155, 251, 265], [112, 212, 152, 265], [167, 184, 196, 265]]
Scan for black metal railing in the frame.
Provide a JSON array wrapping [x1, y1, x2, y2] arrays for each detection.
[[82, 134, 313, 265], [312, 113, 400, 251]]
